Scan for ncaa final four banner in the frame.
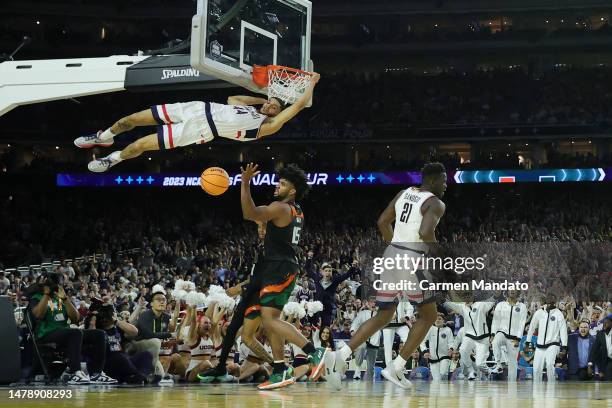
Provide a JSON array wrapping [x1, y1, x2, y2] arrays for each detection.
[[56, 168, 611, 187]]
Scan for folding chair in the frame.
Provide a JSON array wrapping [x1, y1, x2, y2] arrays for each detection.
[[23, 307, 66, 384]]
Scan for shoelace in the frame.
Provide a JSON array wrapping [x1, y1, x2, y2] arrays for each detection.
[[98, 158, 112, 168]]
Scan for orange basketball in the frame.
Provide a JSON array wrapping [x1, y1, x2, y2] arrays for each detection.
[[200, 167, 230, 196]]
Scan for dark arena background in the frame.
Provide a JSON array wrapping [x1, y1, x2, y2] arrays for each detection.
[[0, 0, 611, 407]]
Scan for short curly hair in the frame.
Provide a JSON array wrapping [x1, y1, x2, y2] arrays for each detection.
[[421, 162, 446, 182], [277, 163, 310, 201]]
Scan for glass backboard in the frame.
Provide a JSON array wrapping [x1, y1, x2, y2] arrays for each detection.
[[191, 0, 312, 95]]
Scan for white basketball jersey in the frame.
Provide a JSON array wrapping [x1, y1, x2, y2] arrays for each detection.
[[191, 336, 214, 357], [210, 103, 268, 141], [391, 187, 436, 243]]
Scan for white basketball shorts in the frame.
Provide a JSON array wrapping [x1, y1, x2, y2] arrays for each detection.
[[150, 101, 214, 149], [375, 243, 436, 307]]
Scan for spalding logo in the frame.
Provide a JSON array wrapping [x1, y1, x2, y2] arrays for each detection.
[[441, 333, 447, 338], [550, 316, 556, 321], [161, 68, 200, 80], [515, 306, 521, 312]]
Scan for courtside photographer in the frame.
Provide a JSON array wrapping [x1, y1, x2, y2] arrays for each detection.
[[28, 272, 117, 384], [85, 298, 154, 384]]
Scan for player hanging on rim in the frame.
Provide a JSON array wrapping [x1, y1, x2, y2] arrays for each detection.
[[74, 73, 320, 172], [240, 162, 327, 390], [323, 162, 448, 390]]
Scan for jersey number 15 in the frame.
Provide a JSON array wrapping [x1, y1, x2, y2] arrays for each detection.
[[399, 203, 413, 223], [291, 226, 302, 244]]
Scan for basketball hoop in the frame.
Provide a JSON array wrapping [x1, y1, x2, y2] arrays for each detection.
[[252, 65, 314, 105]]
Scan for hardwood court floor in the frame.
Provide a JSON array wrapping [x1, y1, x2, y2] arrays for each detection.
[[1, 381, 611, 408]]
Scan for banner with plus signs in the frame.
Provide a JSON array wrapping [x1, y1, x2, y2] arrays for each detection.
[[56, 168, 609, 188]]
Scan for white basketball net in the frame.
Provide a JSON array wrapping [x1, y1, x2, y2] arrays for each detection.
[[267, 67, 313, 105]]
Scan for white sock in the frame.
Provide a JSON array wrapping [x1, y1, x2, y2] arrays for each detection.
[[339, 344, 353, 361], [99, 128, 116, 141], [108, 151, 124, 162], [394, 356, 407, 373]]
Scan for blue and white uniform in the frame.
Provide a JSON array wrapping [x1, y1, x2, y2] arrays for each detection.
[[151, 101, 268, 149]]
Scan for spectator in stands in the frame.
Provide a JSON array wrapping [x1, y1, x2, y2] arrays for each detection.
[[306, 256, 361, 327], [0, 272, 10, 294], [88, 302, 153, 384], [406, 350, 430, 380], [567, 320, 596, 380], [449, 350, 461, 374], [590, 314, 612, 381], [131, 289, 178, 382], [351, 298, 381, 381], [335, 320, 353, 340], [318, 326, 335, 350]]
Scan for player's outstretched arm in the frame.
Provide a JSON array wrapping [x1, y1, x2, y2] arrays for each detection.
[[240, 163, 291, 223], [227, 95, 268, 106], [258, 72, 321, 137]]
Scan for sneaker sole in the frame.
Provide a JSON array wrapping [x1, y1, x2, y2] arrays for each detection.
[[381, 368, 410, 389], [88, 162, 111, 173], [90, 381, 118, 385], [308, 348, 329, 381], [75, 141, 114, 149], [257, 378, 295, 390]]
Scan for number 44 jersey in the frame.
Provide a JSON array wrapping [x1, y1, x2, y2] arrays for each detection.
[[213, 103, 268, 141], [392, 187, 437, 243], [264, 202, 304, 265]]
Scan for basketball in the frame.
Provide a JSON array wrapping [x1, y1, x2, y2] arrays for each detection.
[[5, 0, 610, 405], [200, 167, 230, 196]]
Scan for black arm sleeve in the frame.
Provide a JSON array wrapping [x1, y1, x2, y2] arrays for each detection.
[[329, 266, 361, 291]]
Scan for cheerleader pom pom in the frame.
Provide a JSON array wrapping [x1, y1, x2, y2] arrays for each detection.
[[172, 289, 187, 301], [306, 301, 323, 316], [208, 285, 226, 297], [185, 291, 200, 307], [174, 279, 185, 292]]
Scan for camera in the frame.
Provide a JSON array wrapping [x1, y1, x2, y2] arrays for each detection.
[[24, 271, 64, 299], [85, 297, 116, 329], [44, 272, 63, 293]]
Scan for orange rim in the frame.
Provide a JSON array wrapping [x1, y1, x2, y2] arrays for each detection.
[[252, 64, 313, 88], [252, 65, 269, 87]]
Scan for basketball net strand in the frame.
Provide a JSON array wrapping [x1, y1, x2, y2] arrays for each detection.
[[267, 67, 312, 105]]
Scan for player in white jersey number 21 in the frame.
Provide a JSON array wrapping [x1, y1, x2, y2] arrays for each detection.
[[324, 162, 448, 390], [75, 73, 320, 172]]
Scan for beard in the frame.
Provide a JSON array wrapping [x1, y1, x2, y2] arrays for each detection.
[[274, 190, 287, 200]]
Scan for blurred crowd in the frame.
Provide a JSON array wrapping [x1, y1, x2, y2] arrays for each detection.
[[313, 20, 612, 47], [1, 182, 610, 384], [302, 67, 612, 128], [4, 66, 612, 137]]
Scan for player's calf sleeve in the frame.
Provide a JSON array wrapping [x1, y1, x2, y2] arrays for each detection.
[[302, 342, 315, 355]]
